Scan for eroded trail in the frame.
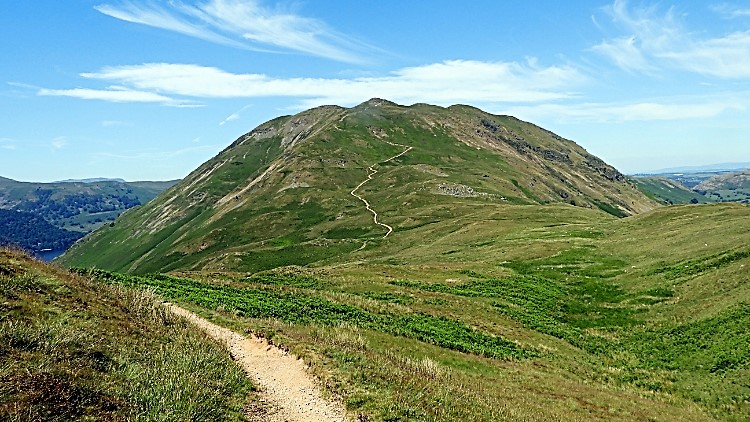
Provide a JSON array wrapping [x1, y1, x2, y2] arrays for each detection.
[[350, 141, 412, 239], [168, 304, 348, 422]]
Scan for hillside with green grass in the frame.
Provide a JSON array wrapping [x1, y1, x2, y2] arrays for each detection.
[[53, 99, 750, 420], [694, 169, 750, 203], [0, 248, 254, 420], [60, 99, 658, 273], [70, 202, 750, 421], [632, 176, 711, 204]]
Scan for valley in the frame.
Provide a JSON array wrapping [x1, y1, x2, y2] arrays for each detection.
[[0, 178, 177, 254], [5, 100, 750, 421]]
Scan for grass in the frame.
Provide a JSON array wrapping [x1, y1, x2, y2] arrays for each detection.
[[49, 98, 750, 420], [59, 101, 656, 274], [79, 269, 531, 360], [0, 248, 253, 421]]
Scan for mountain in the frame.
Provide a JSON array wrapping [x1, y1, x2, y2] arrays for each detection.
[[60, 99, 658, 273], [0, 177, 178, 235], [0, 209, 84, 252], [55, 177, 127, 183], [632, 176, 711, 204], [40, 100, 750, 419], [694, 169, 750, 203], [640, 162, 750, 174]]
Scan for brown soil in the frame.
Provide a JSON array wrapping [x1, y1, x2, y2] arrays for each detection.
[[168, 304, 348, 422]]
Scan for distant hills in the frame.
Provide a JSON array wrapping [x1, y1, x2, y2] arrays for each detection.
[[0, 177, 177, 253], [60, 98, 659, 273], [0, 209, 83, 251], [633, 166, 750, 205], [637, 162, 750, 174], [694, 169, 750, 203], [55, 177, 127, 184]]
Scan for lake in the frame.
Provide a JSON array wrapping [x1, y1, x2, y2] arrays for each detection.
[[36, 249, 65, 262]]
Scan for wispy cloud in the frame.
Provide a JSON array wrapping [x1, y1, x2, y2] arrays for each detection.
[[37, 86, 200, 107], [593, 0, 750, 78], [92, 144, 220, 161], [219, 104, 253, 126], [70, 60, 584, 108], [95, 0, 376, 64], [51, 136, 68, 150], [503, 94, 746, 123], [101, 120, 129, 127], [0, 138, 17, 150], [710, 3, 750, 19]]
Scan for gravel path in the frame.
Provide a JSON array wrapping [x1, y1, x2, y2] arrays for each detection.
[[349, 140, 412, 239], [168, 304, 348, 422]]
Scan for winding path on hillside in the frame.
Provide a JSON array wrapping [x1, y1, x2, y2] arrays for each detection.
[[349, 140, 412, 239], [167, 304, 348, 422]]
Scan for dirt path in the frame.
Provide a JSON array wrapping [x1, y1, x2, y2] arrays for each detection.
[[350, 140, 412, 239], [167, 304, 348, 422]]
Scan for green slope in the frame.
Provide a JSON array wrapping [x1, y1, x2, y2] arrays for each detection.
[[60, 99, 658, 273], [78, 202, 750, 420], [47, 99, 750, 419], [632, 175, 711, 204], [694, 169, 750, 203]]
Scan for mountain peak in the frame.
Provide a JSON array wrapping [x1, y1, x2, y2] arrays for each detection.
[[355, 98, 399, 108], [60, 100, 658, 274]]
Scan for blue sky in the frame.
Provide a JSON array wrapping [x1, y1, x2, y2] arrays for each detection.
[[3, 0, 750, 182]]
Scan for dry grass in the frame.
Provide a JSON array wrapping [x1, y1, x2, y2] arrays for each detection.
[[0, 248, 255, 421]]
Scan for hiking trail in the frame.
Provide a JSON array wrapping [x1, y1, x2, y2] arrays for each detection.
[[168, 304, 348, 422], [350, 140, 412, 239]]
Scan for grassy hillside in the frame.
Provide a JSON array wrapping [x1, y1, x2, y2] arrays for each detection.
[[694, 170, 750, 203], [73, 202, 750, 420], [632, 176, 711, 204], [53, 99, 750, 419], [0, 248, 254, 420], [60, 99, 658, 273]]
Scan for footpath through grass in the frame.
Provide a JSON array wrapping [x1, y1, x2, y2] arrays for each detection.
[[80, 269, 531, 360]]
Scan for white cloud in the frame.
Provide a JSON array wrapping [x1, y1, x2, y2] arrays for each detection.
[[219, 104, 253, 126], [95, 2, 247, 49], [73, 60, 584, 108], [101, 120, 129, 127], [590, 36, 654, 73], [710, 3, 750, 19], [92, 144, 220, 161], [502, 95, 746, 123], [593, 0, 750, 78], [37, 86, 201, 107], [219, 113, 240, 126], [657, 31, 750, 78], [95, 0, 375, 64]]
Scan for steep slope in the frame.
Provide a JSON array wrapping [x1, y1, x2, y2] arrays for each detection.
[[0, 248, 253, 420], [694, 169, 750, 203], [60, 99, 658, 273]]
